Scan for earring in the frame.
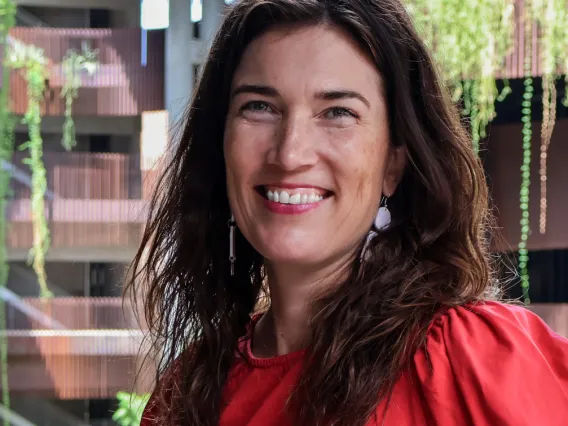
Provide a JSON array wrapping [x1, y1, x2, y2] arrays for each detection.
[[228, 213, 236, 276], [361, 195, 391, 262], [374, 195, 391, 231]]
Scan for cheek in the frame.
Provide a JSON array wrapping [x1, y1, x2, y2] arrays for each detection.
[[324, 128, 387, 199], [224, 122, 271, 188]]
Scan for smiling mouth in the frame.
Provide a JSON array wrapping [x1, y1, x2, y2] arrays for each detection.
[[255, 185, 333, 205]]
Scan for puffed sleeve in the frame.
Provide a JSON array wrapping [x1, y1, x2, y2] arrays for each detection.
[[413, 301, 568, 426]]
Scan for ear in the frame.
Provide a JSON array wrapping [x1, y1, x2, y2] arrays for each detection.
[[382, 145, 407, 197]]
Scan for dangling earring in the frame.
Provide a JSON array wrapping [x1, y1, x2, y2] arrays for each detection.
[[361, 195, 392, 261], [374, 195, 391, 231], [228, 213, 236, 276]]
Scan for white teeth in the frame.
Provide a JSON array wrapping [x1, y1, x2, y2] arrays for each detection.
[[289, 194, 301, 204], [265, 189, 326, 205]]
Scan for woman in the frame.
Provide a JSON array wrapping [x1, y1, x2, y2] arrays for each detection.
[[134, 0, 568, 425]]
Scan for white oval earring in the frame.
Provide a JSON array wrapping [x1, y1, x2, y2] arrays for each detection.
[[374, 196, 391, 230]]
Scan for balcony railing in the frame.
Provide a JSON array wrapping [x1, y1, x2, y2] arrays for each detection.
[[6, 296, 138, 330], [10, 151, 142, 200], [9, 27, 164, 116], [6, 296, 145, 357], [4, 296, 151, 398], [6, 151, 154, 251]]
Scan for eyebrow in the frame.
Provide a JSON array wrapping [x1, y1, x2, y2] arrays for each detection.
[[231, 84, 279, 99], [314, 90, 371, 108], [231, 84, 371, 108]]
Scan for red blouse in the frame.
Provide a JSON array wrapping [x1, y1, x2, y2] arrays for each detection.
[[142, 301, 568, 425]]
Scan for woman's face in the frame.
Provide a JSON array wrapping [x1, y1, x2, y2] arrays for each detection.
[[224, 25, 404, 267]]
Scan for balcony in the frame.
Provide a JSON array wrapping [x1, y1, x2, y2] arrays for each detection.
[[6, 152, 154, 260], [4, 295, 153, 399], [8, 27, 164, 116]]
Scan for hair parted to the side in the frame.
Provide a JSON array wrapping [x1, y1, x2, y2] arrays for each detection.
[[126, 0, 500, 425]]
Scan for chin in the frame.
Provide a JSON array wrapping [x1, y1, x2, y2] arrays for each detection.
[[255, 238, 325, 266]]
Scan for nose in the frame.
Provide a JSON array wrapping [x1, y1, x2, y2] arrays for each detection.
[[267, 112, 317, 171]]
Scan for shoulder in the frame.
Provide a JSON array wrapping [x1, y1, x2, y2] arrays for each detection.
[[409, 301, 568, 425]]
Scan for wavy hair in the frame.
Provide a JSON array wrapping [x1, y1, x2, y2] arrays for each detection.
[[127, 0, 499, 425]]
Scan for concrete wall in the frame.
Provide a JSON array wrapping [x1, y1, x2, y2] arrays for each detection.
[[7, 261, 87, 296], [21, 6, 90, 27], [166, 0, 227, 130], [17, 0, 140, 27], [14, 127, 137, 153], [15, 0, 138, 12], [14, 116, 141, 137], [7, 261, 128, 296]]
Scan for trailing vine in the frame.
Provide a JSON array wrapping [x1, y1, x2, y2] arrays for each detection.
[[0, 1, 16, 422], [61, 41, 98, 151], [8, 39, 53, 299], [3, 39, 98, 298], [518, 6, 534, 304]]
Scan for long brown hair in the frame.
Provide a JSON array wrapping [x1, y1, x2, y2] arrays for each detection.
[[128, 0, 499, 425]]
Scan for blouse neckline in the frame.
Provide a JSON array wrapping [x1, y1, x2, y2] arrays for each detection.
[[240, 313, 306, 368]]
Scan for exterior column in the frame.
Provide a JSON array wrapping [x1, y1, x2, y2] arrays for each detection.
[[201, 0, 226, 51], [165, 0, 194, 129]]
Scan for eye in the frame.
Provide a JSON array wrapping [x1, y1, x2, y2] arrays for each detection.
[[323, 107, 358, 120], [241, 101, 275, 114]]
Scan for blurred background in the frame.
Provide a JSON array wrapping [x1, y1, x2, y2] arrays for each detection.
[[0, 0, 566, 424]]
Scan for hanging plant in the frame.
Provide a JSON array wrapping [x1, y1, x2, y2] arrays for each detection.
[[406, 0, 515, 153], [7, 39, 53, 299], [3, 37, 98, 299], [61, 41, 98, 151], [0, 1, 16, 423]]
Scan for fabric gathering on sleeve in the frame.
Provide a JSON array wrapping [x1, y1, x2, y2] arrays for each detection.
[[405, 301, 568, 426]]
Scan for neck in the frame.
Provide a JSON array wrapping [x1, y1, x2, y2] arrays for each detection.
[[252, 254, 354, 358]]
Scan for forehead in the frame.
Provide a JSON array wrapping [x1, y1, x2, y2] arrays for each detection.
[[232, 24, 383, 96]]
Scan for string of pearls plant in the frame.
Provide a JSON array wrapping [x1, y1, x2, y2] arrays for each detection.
[[518, 3, 534, 304]]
